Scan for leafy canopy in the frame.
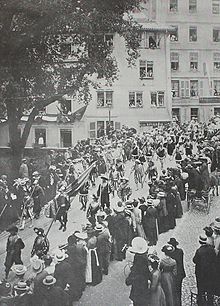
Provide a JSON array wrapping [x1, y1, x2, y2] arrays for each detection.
[[0, 0, 142, 119]]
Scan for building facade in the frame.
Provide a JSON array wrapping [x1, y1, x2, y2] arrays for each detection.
[[157, 0, 220, 123]]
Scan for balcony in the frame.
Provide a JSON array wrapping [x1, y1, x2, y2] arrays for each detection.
[[199, 97, 220, 103]]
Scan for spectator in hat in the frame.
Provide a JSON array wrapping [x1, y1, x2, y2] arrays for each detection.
[[41, 275, 69, 306], [95, 224, 112, 275], [142, 199, 158, 246], [4, 226, 25, 279], [160, 245, 177, 306], [31, 227, 49, 259], [97, 175, 112, 210], [126, 237, 151, 306], [12, 281, 32, 306], [19, 159, 29, 179], [31, 256, 48, 306], [54, 250, 71, 290], [213, 218, 220, 295], [167, 238, 186, 306], [133, 199, 146, 239], [193, 235, 216, 305]]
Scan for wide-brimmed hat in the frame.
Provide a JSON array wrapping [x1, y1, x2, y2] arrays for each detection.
[[74, 231, 87, 240], [7, 225, 18, 233], [55, 250, 68, 262], [199, 235, 207, 245], [94, 224, 105, 232], [129, 237, 148, 254], [167, 238, 179, 247], [213, 218, 220, 231], [100, 175, 108, 181], [161, 245, 175, 254], [125, 201, 134, 210], [147, 199, 154, 205], [14, 282, 29, 292], [43, 275, 56, 286], [157, 192, 166, 198], [11, 265, 27, 276], [34, 227, 44, 236], [135, 159, 141, 164], [30, 257, 44, 274]]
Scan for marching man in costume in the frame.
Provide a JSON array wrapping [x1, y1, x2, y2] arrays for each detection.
[[56, 186, 70, 232], [97, 175, 112, 210], [31, 227, 49, 259]]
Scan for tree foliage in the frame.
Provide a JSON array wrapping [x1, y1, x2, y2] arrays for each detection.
[[0, 0, 141, 154]]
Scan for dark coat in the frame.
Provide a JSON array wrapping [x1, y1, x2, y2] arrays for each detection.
[[97, 183, 111, 206], [54, 260, 72, 289], [4, 234, 25, 270], [166, 193, 176, 230], [41, 285, 70, 306], [169, 247, 186, 282], [142, 206, 158, 245], [193, 244, 216, 291], [125, 254, 151, 305]]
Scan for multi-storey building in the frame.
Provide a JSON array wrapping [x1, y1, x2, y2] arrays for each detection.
[[0, 2, 173, 149], [157, 0, 220, 123]]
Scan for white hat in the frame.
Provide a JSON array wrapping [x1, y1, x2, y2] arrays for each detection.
[[129, 237, 148, 254], [113, 202, 124, 213], [30, 256, 44, 274], [55, 250, 67, 262], [74, 231, 87, 240]]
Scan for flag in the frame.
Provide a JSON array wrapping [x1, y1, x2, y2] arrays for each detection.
[[66, 161, 96, 197], [69, 104, 87, 123]]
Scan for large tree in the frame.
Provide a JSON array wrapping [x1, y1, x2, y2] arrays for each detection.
[[0, 0, 141, 170]]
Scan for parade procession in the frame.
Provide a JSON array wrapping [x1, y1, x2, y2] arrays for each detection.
[[2, 0, 220, 306]]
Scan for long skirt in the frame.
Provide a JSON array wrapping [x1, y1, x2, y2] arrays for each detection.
[[85, 249, 102, 286]]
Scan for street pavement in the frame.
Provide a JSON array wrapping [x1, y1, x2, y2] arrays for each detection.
[[0, 157, 219, 305]]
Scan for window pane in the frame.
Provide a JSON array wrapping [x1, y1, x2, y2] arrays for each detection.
[[97, 92, 105, 107], [158, 91, 165, 106], [140, 60, 146, 78], [171, 52, 179, 71], [213, 0, 220, 14], [214, 80, 220, 95], [35, 129, 46, 147], [190, 80, 198, 96], [190, 52, 198, 70], [189, 0, 197, 12], [136, 92, 143, 108], [214, 52, 220, 70], [171, 80, 180, 97], [106, 92, 113, 106], [60, 130, 72, 148], [214, 107, 220, 115], [90, 122, 95, 130], [97, 121, 105, 138], [189, 27, 197, 42], [90, 131, 96, 139], [129, 92, 135, 108], [170, 26, 178, 42], [170, 0, 178, 12], [147, 61, 154, 77], [191, 108, 198, 120], [213, 28, 220, 42], [151, 92, 157, 106]]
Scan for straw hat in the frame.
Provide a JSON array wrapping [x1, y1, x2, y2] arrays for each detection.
[[199, 235, 207, 245], [94, 224, 105, 233], [129, 237, 148, 254], [30, 256, 44, 274], [11, 265, 27, 276], [14, 282, 29, 292], [74, 231, 87, 240], [54, 250, 67, 262], [213, 218, 220, 231], [43, 275, 56, 286], [157, 192, 166, 198]]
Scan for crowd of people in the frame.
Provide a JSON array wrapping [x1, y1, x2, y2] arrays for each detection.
[[1, 116, 220, 305]]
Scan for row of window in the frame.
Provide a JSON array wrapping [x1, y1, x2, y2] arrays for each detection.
[[170, 0, 220, 14], [89, 121, 120, 139], [171, 52, 220, 72], [171, 79, 220, 97], [170, 26, 220, 43], [172, 107, 220, 122], [97, 90, 165, 108]]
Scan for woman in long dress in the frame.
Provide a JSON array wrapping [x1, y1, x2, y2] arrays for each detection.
[[150, 259, 166, 306], [159, 245, 177, 306]]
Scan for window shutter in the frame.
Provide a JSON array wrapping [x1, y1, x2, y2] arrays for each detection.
[[199, 80, 203, 97], [180, 80, 185, 97], [115, 122, 121, 130], [185, 81, 190, 97]]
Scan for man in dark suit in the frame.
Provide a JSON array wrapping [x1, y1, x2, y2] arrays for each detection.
[[193, 235, 216, 306], [168, 238, 186, 306]]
